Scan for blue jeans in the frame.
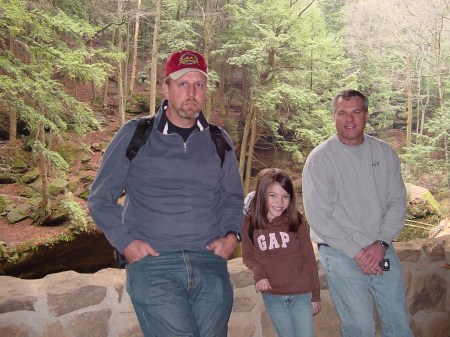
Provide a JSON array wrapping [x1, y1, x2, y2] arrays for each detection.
[[319, 246, 413, 337], [126, 250, 233, 337], [262, 292, 314, 337]]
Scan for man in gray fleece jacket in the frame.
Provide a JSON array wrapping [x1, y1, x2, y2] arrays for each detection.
[[88, 50, 243, 337], [302, 90, 413, 337]]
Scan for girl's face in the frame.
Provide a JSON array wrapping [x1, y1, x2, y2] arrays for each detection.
[[266, 183, 290, 221]]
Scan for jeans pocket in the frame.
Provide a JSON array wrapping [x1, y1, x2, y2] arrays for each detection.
[[127, 253, 152, 268], [210, 250, 228, 262]]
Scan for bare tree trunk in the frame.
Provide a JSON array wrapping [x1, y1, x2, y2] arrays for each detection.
[[38, 125, 50, 217], [149, 0, 162, 115], [420, 88, 429, 136], [74, 78, 78, 100], [117, 38, 125, 126], [103, 31, 116, 108], [202, 0, 213, 121], [9, 110, 17, 150], [405, 58, 413, 175], [129, 0, 142, 94], [90, 80, 96, 100], [89, 40, 96, 100], [433, 20, 445, 109], [406, 59, 412, 148], [217, 63, 227, 117], [239, 107, 252, 180], [241, 70, 249, 120], [117, 0, 125, 126], [103, 76, 109, 108], [124, 22, 130, 100], [239, 96, 260, 195], [415, 59, 422, 134], [244, 108, 258, 195], [9, 33, 17, 152]]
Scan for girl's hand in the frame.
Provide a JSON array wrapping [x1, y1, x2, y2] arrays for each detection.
[[255, 279, 272, 293], [312, 301, 321, 315]]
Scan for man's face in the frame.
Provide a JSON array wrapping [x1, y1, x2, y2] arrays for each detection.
[[333, 96, 369, 146], [162, 71, 207, 127]]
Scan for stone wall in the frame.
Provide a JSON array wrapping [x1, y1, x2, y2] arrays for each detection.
[[0, 236, 448, 337]]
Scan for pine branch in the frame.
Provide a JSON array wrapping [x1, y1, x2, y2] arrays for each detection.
[[85, 20, 127, 44]]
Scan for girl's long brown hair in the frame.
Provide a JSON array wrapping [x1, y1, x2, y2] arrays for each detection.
[[247, 168, 302, 232]]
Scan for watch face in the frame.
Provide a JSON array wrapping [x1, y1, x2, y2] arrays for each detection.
[[380, 241, 389, 248], [227, 231, 242, 242]]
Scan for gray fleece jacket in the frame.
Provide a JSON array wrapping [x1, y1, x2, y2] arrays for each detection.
[[302, 134, 406, 258], [88, 100, 244, 253]]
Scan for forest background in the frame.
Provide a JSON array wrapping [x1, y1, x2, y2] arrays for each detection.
[[0, 0, 449, 273]]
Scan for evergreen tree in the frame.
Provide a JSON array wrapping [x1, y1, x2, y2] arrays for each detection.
[[0, 0, 115, 218]]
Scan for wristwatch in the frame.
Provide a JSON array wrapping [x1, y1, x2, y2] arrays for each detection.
[[378, 240, 389, 249], [225, 230, 242, 242]]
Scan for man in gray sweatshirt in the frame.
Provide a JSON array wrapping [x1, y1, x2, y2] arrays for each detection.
[[302, 90, 413, 337], [88, 50, 244, 337]]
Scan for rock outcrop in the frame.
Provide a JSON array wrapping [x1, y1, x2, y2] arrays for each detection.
[[0, 236, 449, 337]]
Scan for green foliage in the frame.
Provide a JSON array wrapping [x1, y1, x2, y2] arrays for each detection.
[[58, 194, 88, 229], [402, 107, 450, 192], [406, 200, 439, 221], [398, 225, 431, 241], [2, 248, 20, 263], [397, 187, 444, 241], [0, 0, 122, 205], [52, 0, 92, 21], [0, 194, 13, 213], [317, 0, 346, 32], [30, 140, 70, 171], [426, 107, 450, 146], [159, 19, 200, 53], [0, 0, 115, 139], [0, 232, 76, 264], [134, 95, 150, 112], [221, 0, 354, 161]]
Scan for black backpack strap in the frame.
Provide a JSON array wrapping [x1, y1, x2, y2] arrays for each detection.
[[126, 115, 156, 161], [209, 123, 232, 167]]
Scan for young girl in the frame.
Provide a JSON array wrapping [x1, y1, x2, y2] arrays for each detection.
[[242, 168, 321, 337]]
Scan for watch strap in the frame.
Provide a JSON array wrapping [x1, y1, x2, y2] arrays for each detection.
[[378, 240, 389, 249], [225, 230, 242, 242]]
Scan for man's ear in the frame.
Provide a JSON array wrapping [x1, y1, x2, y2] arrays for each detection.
[[162, 82, 169, 98]]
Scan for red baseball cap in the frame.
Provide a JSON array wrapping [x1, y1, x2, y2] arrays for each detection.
[[164, 50, 208, 80]]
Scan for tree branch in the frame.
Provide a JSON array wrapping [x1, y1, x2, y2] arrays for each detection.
[[85, 20, 127, 44]]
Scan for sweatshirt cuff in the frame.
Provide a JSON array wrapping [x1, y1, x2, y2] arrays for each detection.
[[113, 235, 134, 254], [342, 241, 362, 259]]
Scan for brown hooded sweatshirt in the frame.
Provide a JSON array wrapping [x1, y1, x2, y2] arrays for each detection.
[[242, 214, 320, 302]]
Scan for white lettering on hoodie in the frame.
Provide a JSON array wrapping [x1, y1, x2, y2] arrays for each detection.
[[257, 231, 290, 251]]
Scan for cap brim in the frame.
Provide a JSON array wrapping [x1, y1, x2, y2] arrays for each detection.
[[168, 68, 208, 80]]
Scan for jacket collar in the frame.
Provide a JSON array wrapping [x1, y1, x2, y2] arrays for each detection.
[[156, 99, 209, 134]]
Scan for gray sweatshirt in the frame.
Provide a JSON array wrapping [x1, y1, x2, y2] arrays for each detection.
[[88, 101, 244, 253], [302, 134, 406, 258]]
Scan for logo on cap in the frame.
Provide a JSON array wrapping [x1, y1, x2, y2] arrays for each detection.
[[178, 53, 200, 66]]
